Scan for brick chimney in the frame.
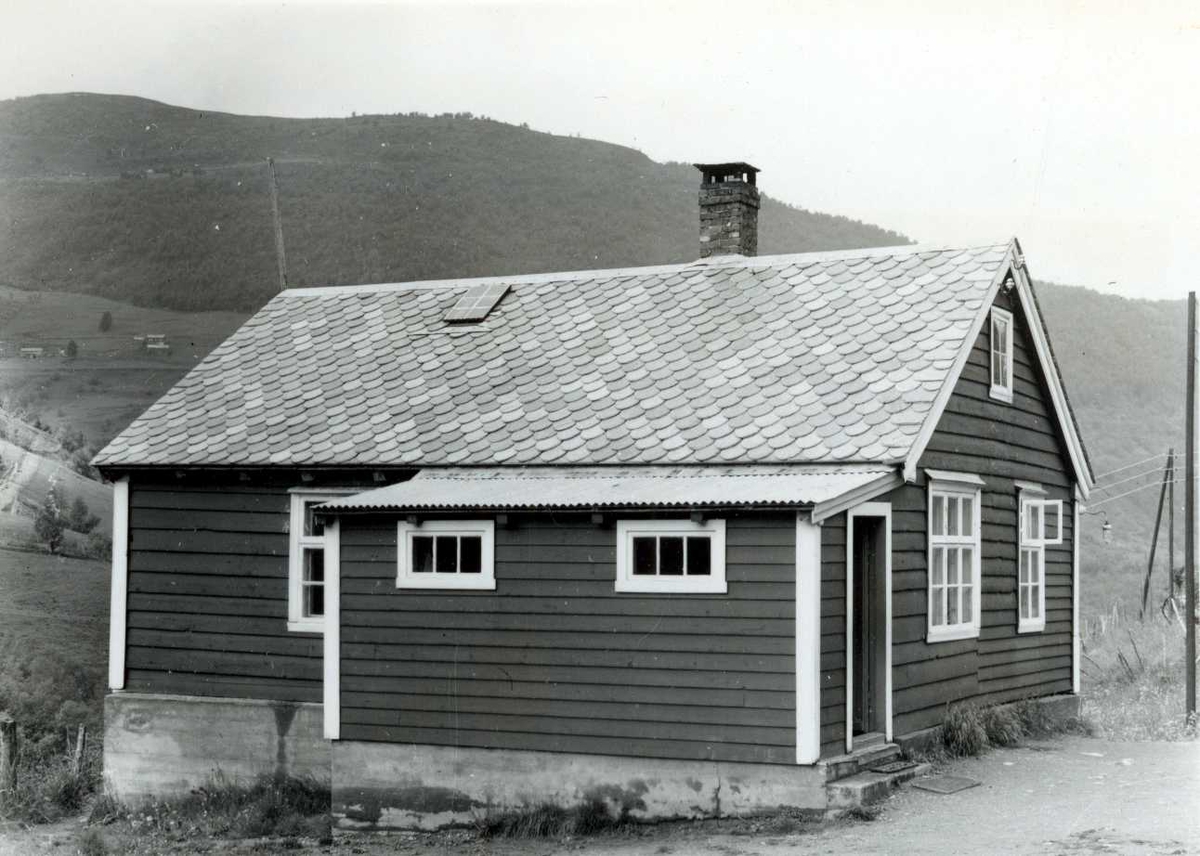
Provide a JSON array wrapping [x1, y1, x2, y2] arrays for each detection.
[[695, 162, 760, 258]]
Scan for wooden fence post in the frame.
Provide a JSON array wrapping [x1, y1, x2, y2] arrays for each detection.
[[0, 712, 17, 794], [72, 724, 86, 776]]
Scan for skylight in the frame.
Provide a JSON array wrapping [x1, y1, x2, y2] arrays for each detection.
[[444, 283, 510, 323]]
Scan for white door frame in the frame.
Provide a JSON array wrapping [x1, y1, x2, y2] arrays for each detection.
[[845, 501, 893, 752]]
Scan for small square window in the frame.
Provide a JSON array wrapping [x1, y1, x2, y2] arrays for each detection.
[[616, 520, 726, 594], [397, 521, 495, 590]]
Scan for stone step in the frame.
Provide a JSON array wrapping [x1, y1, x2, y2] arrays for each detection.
[[825, 760, 931, 810], [822, 743, 903, 783]]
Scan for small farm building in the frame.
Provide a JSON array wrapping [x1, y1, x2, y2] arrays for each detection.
[[94, 163, 1093, 827]]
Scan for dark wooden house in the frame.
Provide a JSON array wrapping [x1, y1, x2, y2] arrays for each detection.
[[95, 162, 1092, 826]]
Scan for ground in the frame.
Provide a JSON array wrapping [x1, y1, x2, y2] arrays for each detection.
[[3, 735, 1195, 855]]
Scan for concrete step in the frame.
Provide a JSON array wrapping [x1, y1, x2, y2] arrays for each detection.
[[825, 760, 931, 810], [822, 743, 903, 783]]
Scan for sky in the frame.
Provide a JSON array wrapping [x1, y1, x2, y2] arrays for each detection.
[[3, 0, 1198, 301]]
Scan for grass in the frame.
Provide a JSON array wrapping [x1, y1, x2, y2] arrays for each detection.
[[474, 797, 632, 839], [1081, 602, 1198, 741], [938, 698, 1093, 759], [0, 734, 103, 824]]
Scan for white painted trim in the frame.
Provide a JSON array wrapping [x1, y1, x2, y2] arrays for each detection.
[[924, 469, 987, 487], [1072, 486, 1082, 694], [615, 519, 727, 594], [989, 306, 1015, 403], [287, 489, 354, 633], [845, 501, 893, 752], [795, 513, 822, 764], [926, 478, 983, 643], [108, 476, 130, 691], [903, 246, 1015, 482], [323, 517, 341, 740], [811, 470, 904, 524], [1011, 263, 1095, 497], [902, 241, 1095, 497], [1014, 480, 1046, 494], [397, 519, 497, 590]]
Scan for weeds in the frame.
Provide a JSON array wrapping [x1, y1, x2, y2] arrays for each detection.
[[76, 827, 108, 856], [0, 735, 101, 824], [940, 698, 1092, 759], [474, 797, 631, 839], [942, 703, 989, 757], [840, 804, 880, 822], [980, 705, 1024, 747]]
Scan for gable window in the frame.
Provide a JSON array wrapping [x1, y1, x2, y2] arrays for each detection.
[[397, 520, 495, 590], [615, 519, 727, 594], [926, 472, 983, 642], [990, 307, 1014, 403], [1018, 484, 1063, 633], [288, 490, 351, 633]]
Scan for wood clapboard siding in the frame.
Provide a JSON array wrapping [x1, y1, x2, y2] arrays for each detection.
[[122, 479, 332, 703], [819, 287, 1078, 751], [339, 512, 798, 764]]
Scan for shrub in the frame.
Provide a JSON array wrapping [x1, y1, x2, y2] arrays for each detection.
[[981, 705, 1024, 747], [77, 827, 107, 856], [942, 703, 989, 757], [475, 798, 626, 839]]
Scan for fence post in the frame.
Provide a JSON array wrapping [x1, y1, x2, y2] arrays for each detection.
[[0, 712, 17, 794], [72, 724, 87, 776]]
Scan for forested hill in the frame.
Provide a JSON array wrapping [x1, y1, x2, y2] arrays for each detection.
[[0, 92, 907, 311]]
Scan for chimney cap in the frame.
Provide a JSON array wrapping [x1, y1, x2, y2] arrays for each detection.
[[694, 162, 760, 185]]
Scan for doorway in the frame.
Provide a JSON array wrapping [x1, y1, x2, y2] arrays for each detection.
[[846, 503, 892, 751]]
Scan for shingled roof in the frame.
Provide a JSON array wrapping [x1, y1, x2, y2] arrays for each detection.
[[95, 242, 1020, 470]]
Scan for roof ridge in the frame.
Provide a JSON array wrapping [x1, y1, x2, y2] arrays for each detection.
[[279, 240, 1015, 298]]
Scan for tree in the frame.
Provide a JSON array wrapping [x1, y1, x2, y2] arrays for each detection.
[[34, 481, 65, 554], [99, 311, 112, 331], [65, 339, 78, 359], [68, 496, 100, 534]]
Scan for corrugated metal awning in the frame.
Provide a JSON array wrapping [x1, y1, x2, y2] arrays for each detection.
[[320, 464, 902, 521]]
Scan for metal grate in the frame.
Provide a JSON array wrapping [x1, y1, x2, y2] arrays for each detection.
[[444, 283, 510, 323]]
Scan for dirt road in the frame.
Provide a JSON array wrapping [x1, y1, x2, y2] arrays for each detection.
[[4, 735, 1196, 855]]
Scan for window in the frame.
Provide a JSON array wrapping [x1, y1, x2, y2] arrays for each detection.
[[288, 490, 351, 632], [927, 474, 982, 642], [1018, 486, 1063, 633], [990, 307, 1014, 403], [397, 520, 495, 590], [615, 519, 727, 594]]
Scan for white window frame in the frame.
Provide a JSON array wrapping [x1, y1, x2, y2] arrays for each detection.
[[926, 473, 983, 643], [615, 519, 727, 594], [396, 520, 496, 590], [1018, 484, 1063, 634], [288, 489, 354, 633], [990, 306, 1014, 403]]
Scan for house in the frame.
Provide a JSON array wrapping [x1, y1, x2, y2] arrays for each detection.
[[94, 162, 1093, 827], [19, 346, 44, 359]]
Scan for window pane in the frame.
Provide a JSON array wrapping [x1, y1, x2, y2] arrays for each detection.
[[412, 536, 434, 573], [961, 547, 972, 581], [460, 536, 482, 574], [931, 496, 945, 537], [304, 582, 324, 617], [961, 496, 973, 536], [947, 549, 959, 585], [686, 537, 711, 576], [633, 537, 656, 575], [1020, 585, 1030, 619], [947, 497, 959, 537], [1044, 503, 1060, 542], [947, 585, 959, 624], [304, 548, 324, 582], [304, 501, 325, 537], [435, 536, 458, 573], [660, 537, 684, 575], [962, 585, 973, 623], [1020, 549, 1030, 583], [932, 588, 944, 627], [931, 547, 944, 585], [992, 348, 1003, 382], [1031, 586, 1040, 618]]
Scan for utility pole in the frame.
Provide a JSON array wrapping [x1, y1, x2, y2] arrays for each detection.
[[1187, 293, 1196, 718], [267, 157, 288, 292], [1168, 448, 1176, 604], [1142, 455, 1173, 619]]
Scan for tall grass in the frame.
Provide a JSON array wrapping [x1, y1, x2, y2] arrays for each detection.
[[0, 732, 102, 823], [1081, 602, 1197, 741]]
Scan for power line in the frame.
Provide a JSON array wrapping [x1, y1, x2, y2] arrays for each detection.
[[1094, 465, 1171, 493], [1093, 452, 1170, 481], [1088, 473, 1200, 509]]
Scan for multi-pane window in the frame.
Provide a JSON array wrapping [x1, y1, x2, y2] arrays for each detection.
[[927, 477, 982, 642], [397, 520, 495, 590], [990, 307, 1014, 403], [1018, 489, 1063, 633], [616, 519, 727, 594], [288, 491, 350, 632]]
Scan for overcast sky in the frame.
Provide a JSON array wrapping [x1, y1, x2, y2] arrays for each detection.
[[3, 0, 1197, 300]]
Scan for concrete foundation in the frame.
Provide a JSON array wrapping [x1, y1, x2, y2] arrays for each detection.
[[104, 693, 329, 801], [894, 694, 1085, 757], [332, 742, 826, 831]]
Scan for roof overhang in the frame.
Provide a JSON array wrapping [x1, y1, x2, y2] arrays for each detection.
[[320, 464, 903, 520], [901, 238, 1095, 498]]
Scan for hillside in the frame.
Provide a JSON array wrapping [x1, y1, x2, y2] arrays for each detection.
[[0, 93, 907, 310]]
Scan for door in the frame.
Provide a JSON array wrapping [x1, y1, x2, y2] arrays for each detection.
[[850, 514, 889, 740]]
